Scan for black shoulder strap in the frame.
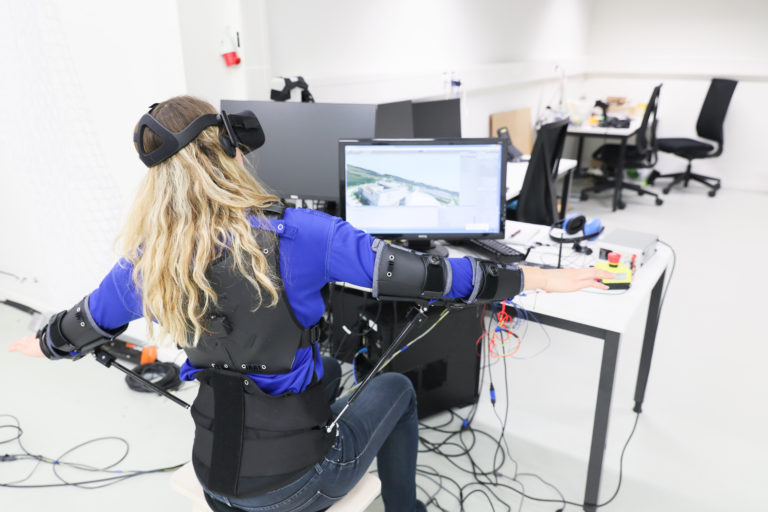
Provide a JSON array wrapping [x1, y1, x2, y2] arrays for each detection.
[[262, 204, 286, 218]]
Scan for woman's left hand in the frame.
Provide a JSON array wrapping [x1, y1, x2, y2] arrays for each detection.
[[8, 335, 46, 358]]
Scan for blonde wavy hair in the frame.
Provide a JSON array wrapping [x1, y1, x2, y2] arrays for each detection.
[[119, 96, 280, 347]]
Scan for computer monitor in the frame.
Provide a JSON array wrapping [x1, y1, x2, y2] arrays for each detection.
[[375, 98, 461, 139], [412, 98, 461, 138], [339, 139, 507, 251], [221, 100, 377, 203], [375, 100, 414, 138]]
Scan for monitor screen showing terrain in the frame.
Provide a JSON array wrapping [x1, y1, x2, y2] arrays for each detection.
[[340, 139, 505, 239]]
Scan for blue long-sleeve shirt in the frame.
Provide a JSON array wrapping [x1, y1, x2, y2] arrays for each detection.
[[87, 207, 477, 395]]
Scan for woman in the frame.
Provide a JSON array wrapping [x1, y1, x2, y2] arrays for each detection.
[[9, 96, 613, 512]]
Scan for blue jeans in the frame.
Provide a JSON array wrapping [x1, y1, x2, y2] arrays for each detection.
[[204, 356, 423, 512]]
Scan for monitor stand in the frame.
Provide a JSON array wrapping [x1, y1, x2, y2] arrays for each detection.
[[403, 240, 449, 258]]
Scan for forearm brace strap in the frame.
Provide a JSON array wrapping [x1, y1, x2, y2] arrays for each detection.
[[38, 295, 128, 360], [465, 257, 523, 304], [371, 239, 452, 301]]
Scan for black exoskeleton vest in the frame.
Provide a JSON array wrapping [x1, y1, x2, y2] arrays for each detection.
[[186, 207, 335, 499]]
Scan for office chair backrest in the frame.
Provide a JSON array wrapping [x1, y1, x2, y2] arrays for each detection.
[[696, 78, 737, 149], [516, 118, 569, 225], [647, 117, 659, 167], [635, 84, 662, 158]]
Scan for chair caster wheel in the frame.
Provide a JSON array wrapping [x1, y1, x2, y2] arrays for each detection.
[[662, 188, 670, 195], [646, 170, 659, 185], [618, 201, 626, 210], [637, 190, 644, 196], [708, 190, 717, 197], [655, 198, 663, 206], [580, 191, 589, 201]]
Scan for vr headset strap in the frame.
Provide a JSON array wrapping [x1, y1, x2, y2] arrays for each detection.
[[135, 113, 219, 167]]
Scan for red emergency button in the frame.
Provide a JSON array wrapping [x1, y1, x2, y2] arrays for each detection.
[[607, 252, 621, 265]]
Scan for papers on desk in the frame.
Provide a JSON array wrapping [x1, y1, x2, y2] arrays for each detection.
[[505, 223, 544, 247], [526, 243, 596, 270], [506, 220, 596, 269]]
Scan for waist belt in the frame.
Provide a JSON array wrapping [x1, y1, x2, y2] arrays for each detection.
[[191, 368, 335, 498]]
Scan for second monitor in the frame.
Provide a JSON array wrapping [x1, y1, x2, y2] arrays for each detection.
[[339, 139, 507, 253]]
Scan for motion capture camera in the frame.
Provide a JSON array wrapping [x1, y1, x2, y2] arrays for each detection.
[[270, 76, 315, 103]]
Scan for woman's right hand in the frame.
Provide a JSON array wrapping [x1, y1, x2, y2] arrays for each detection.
[[8, 335, 46, 358], [521, 266, 616, 293]]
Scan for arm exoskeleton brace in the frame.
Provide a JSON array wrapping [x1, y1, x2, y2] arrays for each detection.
[[371, 239, 452, 302], [465, 257, 523, 304], [37, 295, 128, 360], [370, 240, 524, 304]]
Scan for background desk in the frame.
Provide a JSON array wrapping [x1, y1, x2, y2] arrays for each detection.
[[507, 158, 578, 218], [567, 121, 641, 212], [503, 220, 672, 511]]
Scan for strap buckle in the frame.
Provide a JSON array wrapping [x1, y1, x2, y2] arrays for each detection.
[[308, 323, 323, 343]]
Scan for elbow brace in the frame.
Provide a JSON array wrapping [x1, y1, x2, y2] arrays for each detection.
[[37, 295, 128, 360], [465, 257, 523, 304], [371, 240, 452, 301]]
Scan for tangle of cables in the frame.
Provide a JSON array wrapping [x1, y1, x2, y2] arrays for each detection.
[[0, 414, 185, 489], [409, 302, 643, 511], [476, 303, 522, 359]]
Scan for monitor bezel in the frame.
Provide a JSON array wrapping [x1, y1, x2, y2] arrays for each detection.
[[338, 138, 508, 241]]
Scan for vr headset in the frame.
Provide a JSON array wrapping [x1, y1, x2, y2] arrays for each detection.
[[134, 104, 266, 167]]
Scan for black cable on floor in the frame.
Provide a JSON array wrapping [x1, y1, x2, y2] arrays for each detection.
[[0, 414, 185, 489]]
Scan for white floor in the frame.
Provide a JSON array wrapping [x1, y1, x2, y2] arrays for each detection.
[[2, 177, 767, 511]]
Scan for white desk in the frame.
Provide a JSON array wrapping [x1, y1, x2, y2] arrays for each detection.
[[501, 220, 672, 511], [567, 120, 642, 212], [506, 158, 578, 200], [567, 119, 641, 138]]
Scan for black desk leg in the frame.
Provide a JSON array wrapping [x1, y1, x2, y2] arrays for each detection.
[[560, 168, 574, 220], [575, 135, 585, 174], [584, 330, 620, 512], [613, 139, 627, 211], [633, 270, 666, 413]]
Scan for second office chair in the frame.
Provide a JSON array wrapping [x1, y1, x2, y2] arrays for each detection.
[[581, 84, 664, 209], [647, 78, 737, 197]]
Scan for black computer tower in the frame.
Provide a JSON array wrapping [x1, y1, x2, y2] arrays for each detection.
[[327, 285, 481, 418]]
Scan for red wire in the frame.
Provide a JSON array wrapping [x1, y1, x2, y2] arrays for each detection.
[[477, 303, 523, 359]]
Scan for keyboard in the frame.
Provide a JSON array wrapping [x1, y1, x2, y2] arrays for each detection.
[[460, 238, 526, 265]]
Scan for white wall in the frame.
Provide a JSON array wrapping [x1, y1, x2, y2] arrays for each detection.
[[177, 0, 593, 136], [0, 0, 186, 314], [261, 0, 592, 136], [264, 0, 590, 80], [176, 0, 255, 105], [583, 0, 768, 192]]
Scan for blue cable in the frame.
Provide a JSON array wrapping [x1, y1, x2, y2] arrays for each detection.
[[352, 347, 368, 385]]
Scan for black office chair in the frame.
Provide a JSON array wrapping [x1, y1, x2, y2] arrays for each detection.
[[508, 118, 569, 225], [646, 78, 737, 197], [580, 84, 664, 209]]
